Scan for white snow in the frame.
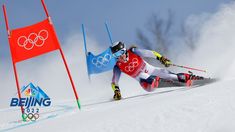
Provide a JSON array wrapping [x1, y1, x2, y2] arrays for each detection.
[[1, 79, 235, 132]]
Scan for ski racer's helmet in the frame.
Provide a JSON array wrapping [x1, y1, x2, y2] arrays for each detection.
[[111, 41, 126, 58]]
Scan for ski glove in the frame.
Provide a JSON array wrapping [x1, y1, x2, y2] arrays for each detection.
[[159, 56, 171, 67], [114, 89, 122, 100], [111, 83, 122, 100]]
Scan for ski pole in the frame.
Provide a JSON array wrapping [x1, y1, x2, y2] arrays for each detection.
[[171, 63, 207, 73]]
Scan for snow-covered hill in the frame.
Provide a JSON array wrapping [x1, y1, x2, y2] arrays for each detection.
[[1, 78, 235, 132]]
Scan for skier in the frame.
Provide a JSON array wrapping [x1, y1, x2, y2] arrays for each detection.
[[110, 41, 203, 100]]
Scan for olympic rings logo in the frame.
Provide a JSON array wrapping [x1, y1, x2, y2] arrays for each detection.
[[92, 54, 112, 68], [23, 113, 40, 121], [124, 58, 139, 72], [17, 29, 49, 50]]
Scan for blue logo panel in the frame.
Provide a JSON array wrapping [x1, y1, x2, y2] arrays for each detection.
[[87, 48, 117, 75]]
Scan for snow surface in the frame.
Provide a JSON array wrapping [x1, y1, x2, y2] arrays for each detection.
[[1, 1, 235, 132], [1, 79, 235, 132]]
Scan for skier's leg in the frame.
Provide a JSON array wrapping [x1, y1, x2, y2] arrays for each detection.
[[135, 71, 157, 92], [135, 63, 164, 91], [149, 65, 193, 86], [176, 72, 204, 86], [145, 62, 204, 87], [145, 63, 178, 81]]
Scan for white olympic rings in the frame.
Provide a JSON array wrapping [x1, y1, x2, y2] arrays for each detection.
[[124, 58, 139, 72], [17, 29, 49, 50], [92, 54, 112, 68]]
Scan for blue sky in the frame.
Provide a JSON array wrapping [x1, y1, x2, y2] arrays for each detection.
[[0, 0, 232, 60]]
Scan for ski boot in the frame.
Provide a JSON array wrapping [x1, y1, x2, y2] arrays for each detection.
[[188, 71, 204, 80], [177, 71, 204, 86]]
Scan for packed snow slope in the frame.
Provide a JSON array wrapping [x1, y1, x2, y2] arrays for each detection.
[[1, 1, 235, 132], [1, 78, 235, 132]]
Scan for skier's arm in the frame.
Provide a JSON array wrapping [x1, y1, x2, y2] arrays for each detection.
[[112, 65, 121, 86], [111, 65, 122, 100], [131, 47, 171, 67], [131, 47, 161, 59]]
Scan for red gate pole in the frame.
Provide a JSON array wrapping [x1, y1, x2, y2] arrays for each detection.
[[2, 4, 25, 121], [59, 48, 81, 109], [40, 0, 81, 109]]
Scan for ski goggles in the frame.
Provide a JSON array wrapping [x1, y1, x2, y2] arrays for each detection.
[[113, 49, 126, 58]]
